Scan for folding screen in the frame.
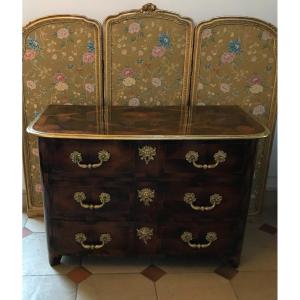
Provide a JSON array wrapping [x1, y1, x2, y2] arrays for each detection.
[[23, 15, 103, 216], [103, 3, 194, 112], [190, 17, 277, 214]]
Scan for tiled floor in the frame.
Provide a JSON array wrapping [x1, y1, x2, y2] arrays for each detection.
[[22, 191, 277, 300]]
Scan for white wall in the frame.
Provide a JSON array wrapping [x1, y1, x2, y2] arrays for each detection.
[[22, 0, 277, 190]]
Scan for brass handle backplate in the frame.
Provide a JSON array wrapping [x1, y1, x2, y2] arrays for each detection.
[[75, 233, 112, 250], [138, 188, 155, 206], [74, 192, 111, 210], [184, 193, 222, 211], [70, 150, 110, 169], [136, 227, 153, 244], [185, 150, 227, 169], [139, 146, 156, 165], [181, 231, 217, 249]]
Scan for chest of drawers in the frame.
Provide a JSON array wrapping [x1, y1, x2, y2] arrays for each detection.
[[27, 105, 268, 267]]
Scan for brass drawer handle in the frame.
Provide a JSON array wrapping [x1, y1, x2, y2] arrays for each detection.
[[75, 233, 112, 250], [184, 193, 222, 211], [138, 188, 155, 206], [139, 146, 156, 165], [136, 227, 153, 244], [74, 192, 111, 210], [181, 231, 217, 249], [185, 150, 227, 169], [70, 150, 110, 169]]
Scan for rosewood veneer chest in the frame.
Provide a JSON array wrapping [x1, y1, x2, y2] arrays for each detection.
[[27, 104, 268, 267]]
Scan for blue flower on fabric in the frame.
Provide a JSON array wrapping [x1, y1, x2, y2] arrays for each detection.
[[27, 37, 40, 50], [159, 33, 171, 48], [87, 40, 95, 52], [228, 39, 241, 54]]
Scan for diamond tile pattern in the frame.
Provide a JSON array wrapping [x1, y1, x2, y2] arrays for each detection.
[[22, 227, 32, 238], [67, 266, 91, 284], [141, 264, 166, 282], [259, 223, 277, 235]]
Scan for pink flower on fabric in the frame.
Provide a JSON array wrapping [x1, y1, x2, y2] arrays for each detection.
[[152, 46, 166, 58], [221, 52, 236, 64], [220, 83, 230, 93], [85, 83, 95, 93], [24, 49, 36, 60], [122, 68, 134, 78], [32, 148, 39, 156], [57, 28, 69, 39], [82, 52, 95, 64], [128, 22, 141, 34], [202, 29, 212, 39], [54, 73, 66, 82], [249, 75, 262, 85], [26, 80, 36, 90]]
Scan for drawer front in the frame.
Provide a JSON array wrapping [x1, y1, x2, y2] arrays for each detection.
[[163, 140, 251, 179], [52, 221, 131, 256], [164, 182, 244, 220], [161, 221, 238, 256], [39, 138, 133, 178], [48, 179, 133, 221]]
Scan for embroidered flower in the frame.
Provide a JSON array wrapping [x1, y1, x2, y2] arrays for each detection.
[[54, 73, 66, 82], [249, 75, 262, 85], [197, 82, 204, 90], [82, 52, 95, 63], [202, 29, 212, 39], [152, 46, 166, 57], [228, 39, 241, 54], [32, 148, 39, 156], [249, 84, 264, 94], [24, 49, 36, 60], [87, 40, 95, 52], [55, 82, 69, 91], [122, 68, 134, 78], [262, 31, 272, 40], [220, 83, 230, 93], [27, 37, 40, 50], [221, 52, 235, 64], [128, 98, 140, 106], [85, 83, 95, 93], [152, 77, 161, 87], [123, 77, 136, 87], [26, 80, 36, 90], [159, 33, 171, 48], [57, 28, 69, 39], [253, 104, 266, 115], [35, 184, 42, 193], [128, 22, 141, 34]]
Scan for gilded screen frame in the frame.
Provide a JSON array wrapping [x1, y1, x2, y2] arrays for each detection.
[[190, 17, 277, 214], [103, 3, 194, 124], [23, 15, 103, 217]]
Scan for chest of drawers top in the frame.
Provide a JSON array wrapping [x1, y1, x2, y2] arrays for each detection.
[[27, 105, 268, 140]]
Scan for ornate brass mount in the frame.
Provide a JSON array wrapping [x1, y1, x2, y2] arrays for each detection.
[[181, 232, 217, 249], [138, 188, 155, 206], [70, 150, 110, 169], [75, 233, 112, 250], [141, 3, 157, 13], [136, 227, 153, 244], [74, 192, 111, 210], [185, 150, 227, 169], [184, 193, 222, 211], [139, 146, 156, 165]]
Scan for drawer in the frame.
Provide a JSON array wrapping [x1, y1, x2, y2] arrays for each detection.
[[163, 140, 251, 179], [130, 180, 164, 221], [39, 138, 133, 178], [52, 220, 131, 256], [48, 179, 133, 221], [164, 182, 244, 220], [161, 221, 238, 256]]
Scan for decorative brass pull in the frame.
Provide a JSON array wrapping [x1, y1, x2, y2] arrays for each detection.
[[75, 233, 112, 250], [70, 150, 110, 169], [139, 146, 156, 165], [136, 227, 153, 244], [184, 193, 222, 211], [74, 192, 111, 210], [138, 188, 155, 206], [181, 232, 217, 249], [185, 150, 227, 169]]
